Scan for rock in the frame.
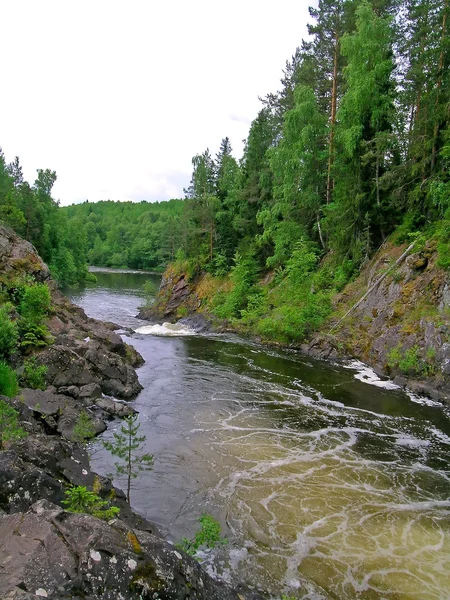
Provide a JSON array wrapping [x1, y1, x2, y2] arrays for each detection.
[[0, 501, 264, 600], [393, 375, 407, 388], [57, 385, 80, 398], [21, 388, 69, 417], [38, 345, 99, 388], [0, 225, 50, 282], [405, 253, 428, 270], [96, 396, 136, 418], [37, 342, 142, 400], [57, 411, 106, 440], [178, 314, 212, 333], [20, 389, 106, 441], [78, 382, 102, 399]]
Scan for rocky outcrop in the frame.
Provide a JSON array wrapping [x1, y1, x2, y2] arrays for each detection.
[[0, 500, 263, 600], [304, 241, 450, 402], [137, 269, 199, 322], [0, 225, 50, 283], [0, 397, 263, 600], [0, 224, 143, 432]]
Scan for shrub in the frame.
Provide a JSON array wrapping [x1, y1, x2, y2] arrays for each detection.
[[18, 283, 51, 321], [20, 357, 47, 390], [73, 411, 96, 443], [0, 304, 18, 358], [19, 323, 54, 352], [0, 360, 19, 398], [387, 344, 436, 376], [62, 485, 120, 521], [0, 397, 26, 448], [176, 514, 227, 557], [214, 252, 259, 319]]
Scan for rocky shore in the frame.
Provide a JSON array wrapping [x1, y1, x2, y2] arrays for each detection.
[[0, 226, 264, 600]]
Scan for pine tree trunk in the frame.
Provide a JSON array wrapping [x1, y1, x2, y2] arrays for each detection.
[[326, 32, 339, 205], [127, 426, 132, 504], [431, 0, 448, 172]]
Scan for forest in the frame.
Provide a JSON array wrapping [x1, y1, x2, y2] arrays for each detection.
[[1, 0, 449, 340]]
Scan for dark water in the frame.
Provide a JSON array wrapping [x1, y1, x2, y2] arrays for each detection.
[[68, 270, 450, 600]]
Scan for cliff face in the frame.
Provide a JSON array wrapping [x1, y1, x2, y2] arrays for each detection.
[[305, 241, 450, 402], [141, 240, 450, 403]]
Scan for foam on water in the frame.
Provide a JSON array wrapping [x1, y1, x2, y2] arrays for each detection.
[[345, 360, 400, 389], [135, 322, 196, 336]]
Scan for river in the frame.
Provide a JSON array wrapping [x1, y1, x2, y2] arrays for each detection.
[[68, 269, 450, 600]]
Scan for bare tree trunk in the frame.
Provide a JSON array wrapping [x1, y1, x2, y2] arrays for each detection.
[[326, 32, 339, 205], [431, 0, 448, 172]]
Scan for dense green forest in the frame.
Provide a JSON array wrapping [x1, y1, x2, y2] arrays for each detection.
[[63, 199, 185, 271], [1, 0, 449, 341], [0, 151, 90, 285]]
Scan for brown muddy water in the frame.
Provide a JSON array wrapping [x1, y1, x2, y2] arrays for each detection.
[[68, 270, 450, 600]]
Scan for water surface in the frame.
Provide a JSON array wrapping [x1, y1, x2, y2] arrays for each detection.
[[68, 269, 450, 600]]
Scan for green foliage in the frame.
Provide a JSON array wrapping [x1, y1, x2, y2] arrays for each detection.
[[176, 514, 227, 557], [12, 283, 54, 352], [0, 361, 19, 398], [0, 303, 18, 358], [20, 357, 47, 389], [214, 252, 259, 319], [0, 397, 26, 448], [0, 150, 88, 285], [18, 284, 51, 321], [62, 485, 120, 521], [73, 411, 96, 443], [103, 414, 154, 503], [19, 323, 53, 352], [387, 344, 436, 377]]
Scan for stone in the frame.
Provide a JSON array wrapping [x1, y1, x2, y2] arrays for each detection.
[[96, 396, 136, 418], [0, 501, 264, 600], [78, 382, 102, 399], [405, 253, 428, 270]]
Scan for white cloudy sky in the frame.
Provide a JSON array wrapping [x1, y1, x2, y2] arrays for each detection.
[[1, 1, 315, 206]]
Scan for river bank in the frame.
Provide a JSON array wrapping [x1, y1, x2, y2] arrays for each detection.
[[0, 227, 263, 600]]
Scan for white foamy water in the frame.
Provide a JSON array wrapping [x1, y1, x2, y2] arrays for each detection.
[[345, 360, 400, 390], [135, 322, 197, 336]]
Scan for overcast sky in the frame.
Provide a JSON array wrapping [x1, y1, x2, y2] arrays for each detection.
[[1, 1, 315, 206]]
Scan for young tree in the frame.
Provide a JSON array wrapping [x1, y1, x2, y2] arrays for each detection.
[[103, 414, 154, 504]]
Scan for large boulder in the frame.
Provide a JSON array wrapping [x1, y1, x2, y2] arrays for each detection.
[[37, 341, 142, 400], [20, 388, 106, 441], [0, 500, 263, 600]]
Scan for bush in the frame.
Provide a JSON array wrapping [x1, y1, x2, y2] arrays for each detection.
[[0, 397, 26, 448], [214, 252, 259, 319], [18, 283, 51, 321], [0, 304, 18, 358], [387, 344, 436, 376], [73, 411, 96, 443], [62, 485, 120, 521], [176, 514, 227, 557], [19, 323, 53, 352], [0, 360, 19, 397], [20, 357, 47, 390]]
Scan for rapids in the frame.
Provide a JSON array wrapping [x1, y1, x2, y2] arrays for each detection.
[[68, 269, 450, 600]]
